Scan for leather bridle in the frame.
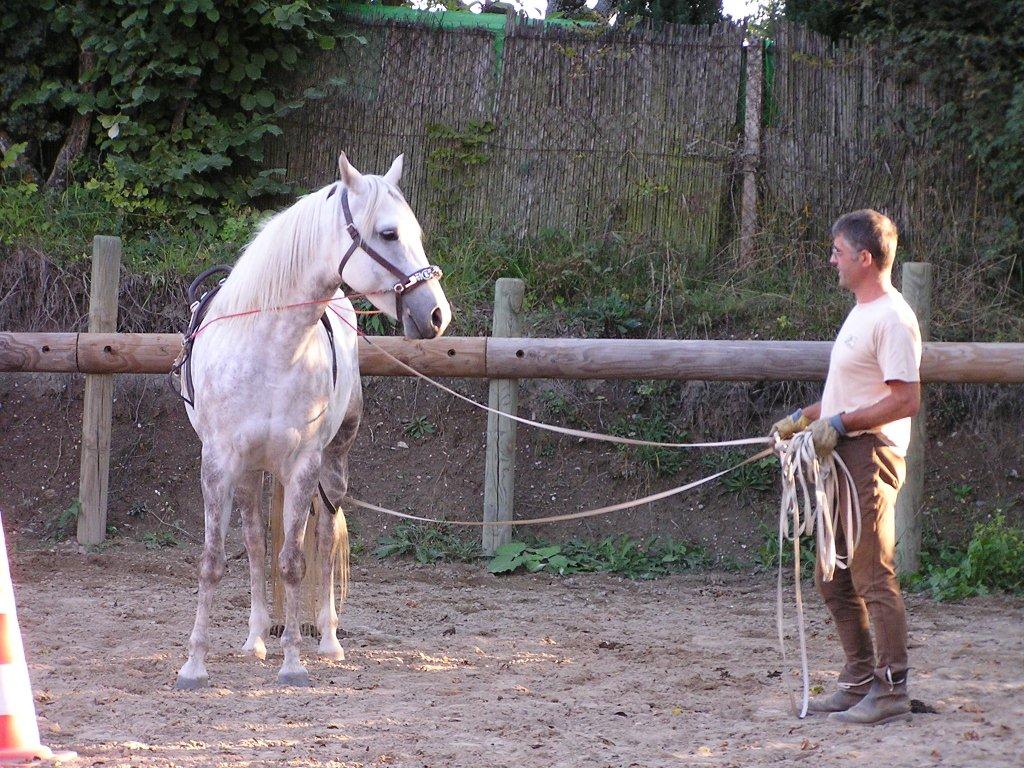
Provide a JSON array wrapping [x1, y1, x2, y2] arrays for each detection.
[[330, 185, 443, 325]]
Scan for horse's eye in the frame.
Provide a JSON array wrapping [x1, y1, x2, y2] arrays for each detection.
[[380, 229, 398, 242]]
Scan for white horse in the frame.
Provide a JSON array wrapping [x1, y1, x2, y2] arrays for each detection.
[[175, 153, 451, 688]]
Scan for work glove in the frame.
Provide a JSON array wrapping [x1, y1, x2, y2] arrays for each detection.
[[809, 414, 845, 458], [770, 409, 811, 440]]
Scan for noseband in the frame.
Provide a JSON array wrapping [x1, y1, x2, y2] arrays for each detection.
[[331, 186, 443, 324]]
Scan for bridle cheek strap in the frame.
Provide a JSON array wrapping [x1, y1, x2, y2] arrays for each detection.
[[335, 187, 443, 322]]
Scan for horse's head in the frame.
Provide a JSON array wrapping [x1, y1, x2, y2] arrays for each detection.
[[333, 153, 451, 340]]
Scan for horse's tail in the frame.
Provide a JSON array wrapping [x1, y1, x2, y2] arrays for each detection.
[[311, 495, 350, 620], [335, 507, 350, 610]]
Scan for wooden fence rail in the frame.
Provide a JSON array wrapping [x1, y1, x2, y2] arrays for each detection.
[[2, 332, 1023, 383]]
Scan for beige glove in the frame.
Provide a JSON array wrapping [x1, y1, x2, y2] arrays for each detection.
[[809, 416, 841, 457], [770, 410, 811, 440]]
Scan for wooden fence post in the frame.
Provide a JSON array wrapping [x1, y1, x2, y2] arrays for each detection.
[[77, 236, 121, 545], [896, 262, 933, 573], [739, 37, 762, 267], [483, 278, 524, 555]]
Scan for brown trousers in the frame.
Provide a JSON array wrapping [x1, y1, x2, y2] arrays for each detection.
[[815, 433, 909, 682]]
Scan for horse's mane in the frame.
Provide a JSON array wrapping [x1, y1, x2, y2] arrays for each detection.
[[214, 175, 396, 317]]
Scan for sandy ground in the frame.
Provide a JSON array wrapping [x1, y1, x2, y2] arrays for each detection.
[[9, 541, 1024, 768]]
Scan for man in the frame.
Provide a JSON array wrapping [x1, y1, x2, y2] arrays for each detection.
[[771, 209, 922, 725]]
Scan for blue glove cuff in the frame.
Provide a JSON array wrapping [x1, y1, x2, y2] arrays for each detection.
[[828, 413, 848, 436], [790, 409, 803, 422]]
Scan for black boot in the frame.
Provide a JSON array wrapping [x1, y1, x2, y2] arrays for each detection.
[[828, 668, 912, 725]]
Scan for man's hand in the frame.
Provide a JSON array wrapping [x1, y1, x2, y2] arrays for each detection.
[[770, 410, 811, 440], [809, 416, 843, 457]]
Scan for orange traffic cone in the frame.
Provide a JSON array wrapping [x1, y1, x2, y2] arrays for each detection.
[[0, 515, 76, 765]]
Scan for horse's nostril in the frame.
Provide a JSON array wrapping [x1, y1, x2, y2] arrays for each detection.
[[431, 307, 443, 331]]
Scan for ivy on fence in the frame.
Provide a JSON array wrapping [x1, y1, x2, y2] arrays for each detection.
[[0, 0, 352, 229]]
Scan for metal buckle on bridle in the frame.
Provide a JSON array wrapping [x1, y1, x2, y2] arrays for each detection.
[[393, 265, 443, 295]]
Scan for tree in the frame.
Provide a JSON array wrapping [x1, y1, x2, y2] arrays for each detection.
[[781, 1, 1024, 285], [545, 0, 722, 24], [782, 0, 859, 39], [0, 0, 340, 216], [858, 1, 1023, 209], [615, 0, 722, 25], [0, 2, 76, 185]]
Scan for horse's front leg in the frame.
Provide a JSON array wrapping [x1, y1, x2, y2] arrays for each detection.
[[237, 470, 271, 660], [277, 455, 322, 686], [176, 449, 237, 689]]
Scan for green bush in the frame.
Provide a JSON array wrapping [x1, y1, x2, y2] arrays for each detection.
[[906, 514, 1024, 601], [488, 536, 710, 579], [755, 521, 816, 580], [704, 450, 779, 495], [0, 0, 348, 224], [5, 178, 1024, 351], [374, 522, 481, 564], [0, 181, 263, 274], [609, 413, 687, 478], [569, 292, 645, 338]]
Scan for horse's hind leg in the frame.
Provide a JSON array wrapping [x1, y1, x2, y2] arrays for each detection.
[[276, 454, 322, 686], [315, 407, 360, 660], [237, 470, 270, 660], [312, 496, 347, 660], [176, 449, 238, 690]]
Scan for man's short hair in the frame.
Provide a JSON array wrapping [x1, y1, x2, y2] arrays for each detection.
[[831, 209, 898, 270]]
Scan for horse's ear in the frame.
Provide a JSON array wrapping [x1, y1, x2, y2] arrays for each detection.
[[383, 154, 404, 186], [338, 152, 366, 193]]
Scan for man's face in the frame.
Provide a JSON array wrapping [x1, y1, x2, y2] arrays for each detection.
[[830, 234, 868, 290]]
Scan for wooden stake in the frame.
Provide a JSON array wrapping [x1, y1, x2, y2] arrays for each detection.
[[483, 278, 524, 555], [77, 236, 120, 546], [896, 262, 933, 574], [740, 37, 762, 267]]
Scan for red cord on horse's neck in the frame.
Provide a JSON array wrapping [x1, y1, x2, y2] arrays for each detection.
[[193, 295, 377, 339]]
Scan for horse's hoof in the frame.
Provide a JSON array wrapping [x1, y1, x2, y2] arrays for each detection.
[[318, 643, 345, 661], [242, 637, 267, 661], [174, 674, 209, 690], [277, 670, 311, 687]]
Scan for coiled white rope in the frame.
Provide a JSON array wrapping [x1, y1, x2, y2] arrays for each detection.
[[774, 430, 861, 718]]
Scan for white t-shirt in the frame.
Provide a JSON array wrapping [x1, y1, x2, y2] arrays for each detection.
[[820, 289, 922, 456]]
